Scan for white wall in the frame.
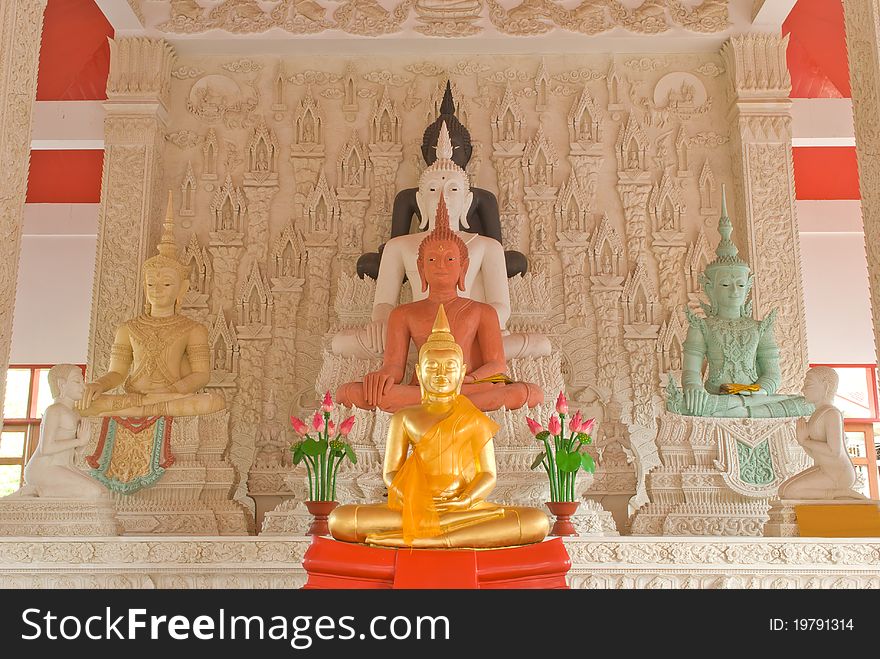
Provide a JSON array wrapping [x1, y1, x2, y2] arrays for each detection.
[[10, 204, 98, 364], [798, 200, 876, 364], [790, 98, 854, 147]]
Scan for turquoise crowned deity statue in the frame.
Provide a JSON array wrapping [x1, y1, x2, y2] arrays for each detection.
[[666, 189, 813, 419]]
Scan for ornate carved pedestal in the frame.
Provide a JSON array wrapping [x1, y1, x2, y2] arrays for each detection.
[[92, 411, 253, 535], [1, 536, 879, 589], [247, 466, 297, 534], [303, 536, 571, 589], [630, 413, 809, 536], [0, 498, 118, 537]]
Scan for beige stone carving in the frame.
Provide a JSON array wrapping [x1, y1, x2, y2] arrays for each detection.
[[630, 414, 810, 535], [2, 533, 878, 588], [844, 0, 880, 368], [179, 162, 197, 218], [722, 34, 808, 392], [127, 51, 794, 538], [0, 0, 47, 420], [140, 0, 733, 37], [333, 0, 415, 36], [414, 0, 483, 37], [84, 410, 252, 534], [0, 499, 118, 537], [89, 38, 176, 385]]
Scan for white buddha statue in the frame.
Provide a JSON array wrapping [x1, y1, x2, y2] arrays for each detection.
[[332, 121, 550, 360]]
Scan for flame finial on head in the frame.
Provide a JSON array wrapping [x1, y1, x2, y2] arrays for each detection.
[[419, 304, 463, 361], [440, 79, 455, 115], [416, 192, 470, 293], [421, 120, 463, 179], [436, 120, 454, 162], [157, 191, 179, 260], [706, 184, 748, 270], [417, 191, 468, 261], [143, 190, 188, 280], [422, 80, 471, 167]]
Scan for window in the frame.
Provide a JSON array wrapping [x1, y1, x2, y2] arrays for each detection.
[[844, 423, 880, 499], [0, 365, 85, 496], [809, 364, 880, 499]]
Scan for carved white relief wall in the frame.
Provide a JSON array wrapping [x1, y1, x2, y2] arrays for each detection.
[[160, 52, 765, 516]]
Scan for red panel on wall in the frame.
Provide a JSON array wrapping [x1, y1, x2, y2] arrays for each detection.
[[784, 0, 850, 99], [27, 150, 104, 203], [793, 147, 860, 200], [37, 0, 113, 101]]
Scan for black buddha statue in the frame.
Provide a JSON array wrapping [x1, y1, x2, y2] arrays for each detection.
[[356, 81, 528, 280]]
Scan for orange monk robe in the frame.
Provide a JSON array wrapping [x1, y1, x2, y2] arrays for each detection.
[[370, 395, 507, 545]]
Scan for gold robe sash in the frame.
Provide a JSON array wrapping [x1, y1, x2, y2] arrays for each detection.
[[386, 396, 504, 544]]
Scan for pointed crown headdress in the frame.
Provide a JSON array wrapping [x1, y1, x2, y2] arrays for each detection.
[[422, 80, 472, 165], [420, 120, 468, 184], [703, 184, 750, 278], [143, 191, 188, 280], [418, 304, 463, 361]]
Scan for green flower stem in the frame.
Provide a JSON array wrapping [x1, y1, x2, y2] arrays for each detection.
[[540, 435, 558, 501], [304, 458, 314, 501], [559, 414, 568, 502], [552, 425, 562, 502], [330, 454, 344, 500]]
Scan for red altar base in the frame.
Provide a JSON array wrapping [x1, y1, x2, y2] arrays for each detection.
[[302, 536, 571, 589]]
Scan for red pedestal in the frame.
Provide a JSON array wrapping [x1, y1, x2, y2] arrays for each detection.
[[302, 536, 571, 589]]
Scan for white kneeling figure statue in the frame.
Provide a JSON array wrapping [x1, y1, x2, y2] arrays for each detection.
[[778, 366, 866, 501], [332, 120, 550, 361], [13, 364, 107, 500]]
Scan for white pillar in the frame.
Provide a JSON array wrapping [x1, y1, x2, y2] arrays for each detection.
[[843, 0, 880, 366], [722, 33, 809, 391], [87, 38, 175, 376], [0, 0, 48, 421]]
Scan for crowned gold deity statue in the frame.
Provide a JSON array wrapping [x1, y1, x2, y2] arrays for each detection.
[[80, 193, 226, 418], [329, 306, 550, 548]]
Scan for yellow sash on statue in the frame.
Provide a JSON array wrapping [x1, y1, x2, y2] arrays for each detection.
[[387, 396, 501, 544]]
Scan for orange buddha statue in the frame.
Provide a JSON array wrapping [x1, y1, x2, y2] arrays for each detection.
[[329, 306, 550, 548], [336, 193, 543, 412]]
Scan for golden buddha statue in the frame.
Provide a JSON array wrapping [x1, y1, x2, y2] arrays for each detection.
[[328, 306, 550, 548], [80, 193, 225, 418]]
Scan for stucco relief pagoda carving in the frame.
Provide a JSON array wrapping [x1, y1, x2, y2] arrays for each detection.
[[0, 0, 48, 418], [108, 44, 805, 536], [136, 1, 731, 37]]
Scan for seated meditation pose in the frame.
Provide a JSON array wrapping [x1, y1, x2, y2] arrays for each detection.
[[10, 364, 107, 499], [334, 120, 549, 360], [80, 194, 225, 418], [329, 307, 550, 548], [666, 192, 813, 418], [337, 193, 543, 412], [357, 80, 526, 281], [778, 367, 866, 500]]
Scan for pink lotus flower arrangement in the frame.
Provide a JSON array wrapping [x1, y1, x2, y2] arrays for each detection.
[[290, 391, 358, 502], [527, 392, 596, 502]]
